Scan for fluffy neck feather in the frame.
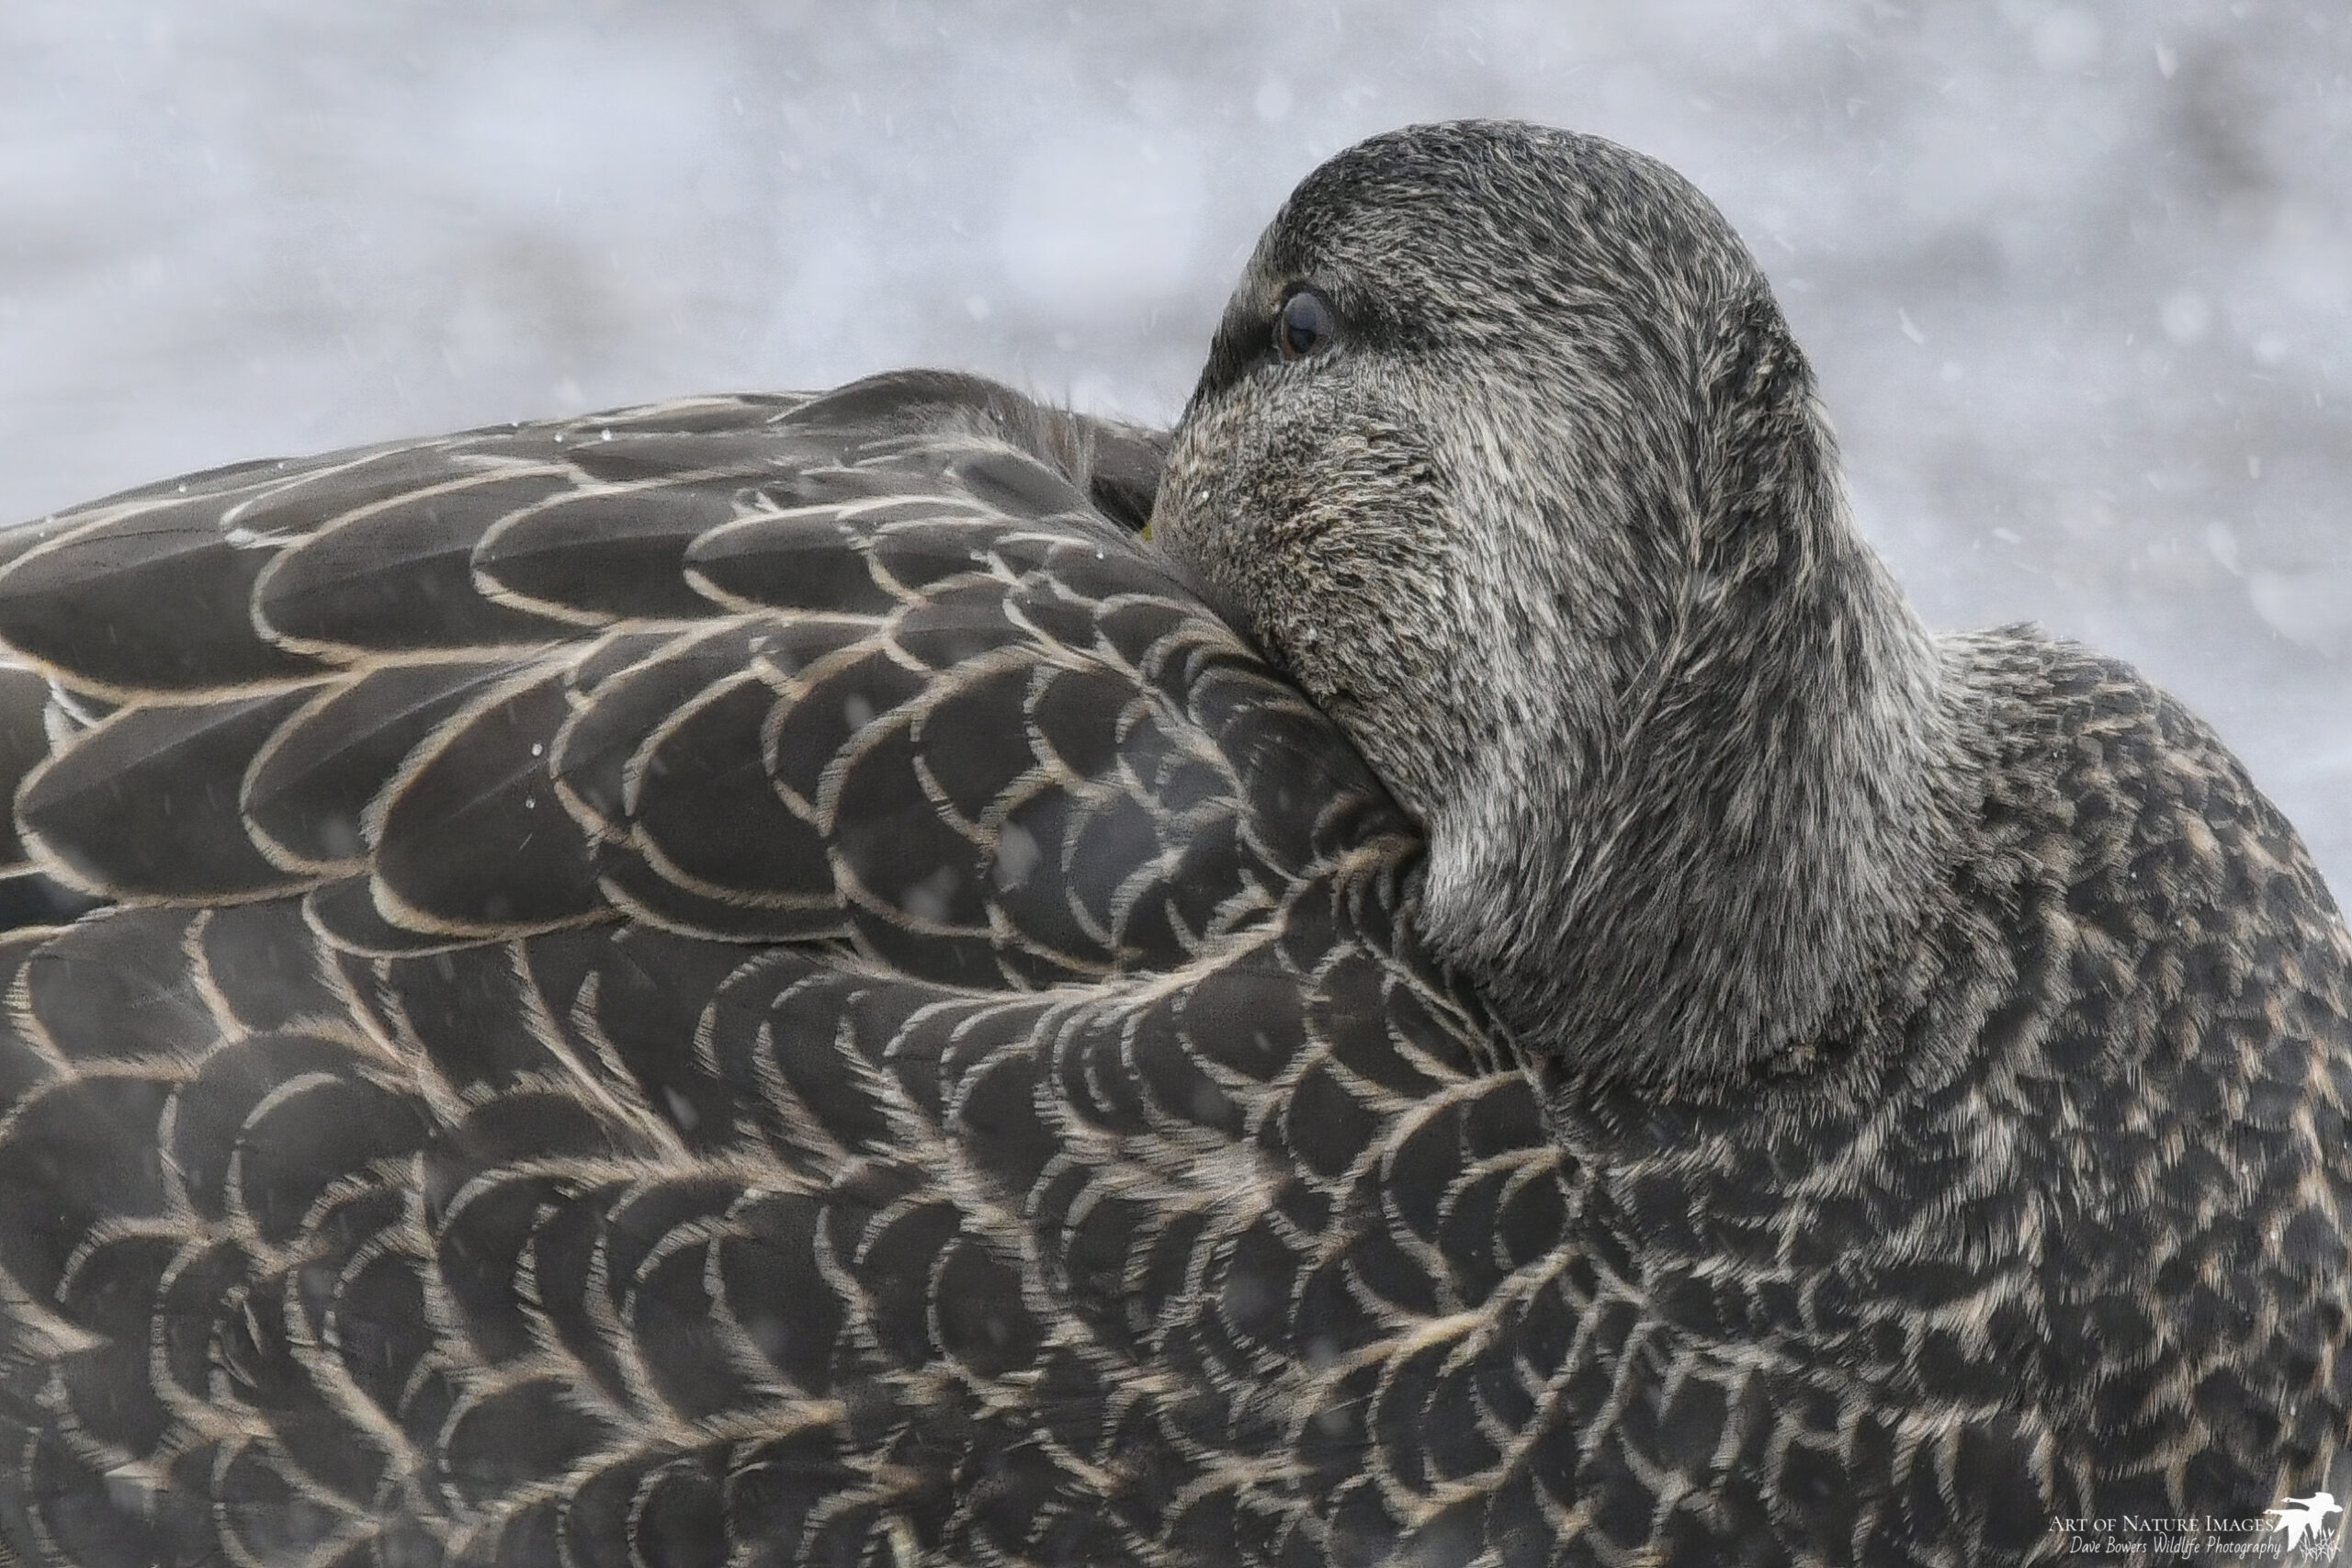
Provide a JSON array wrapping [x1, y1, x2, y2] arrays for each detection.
[[1418, 379, 1968, 1099]]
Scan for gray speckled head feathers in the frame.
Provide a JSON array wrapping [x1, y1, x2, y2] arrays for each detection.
[[1153, 120, 1959, 1097]]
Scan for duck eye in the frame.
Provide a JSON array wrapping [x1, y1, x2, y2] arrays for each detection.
[[1274, 288, 1337, 361]]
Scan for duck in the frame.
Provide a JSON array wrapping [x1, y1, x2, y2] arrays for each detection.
[[0, 118, 2345, 1568]]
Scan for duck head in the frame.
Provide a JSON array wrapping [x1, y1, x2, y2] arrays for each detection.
[[1150, 120, 1961, 1098]]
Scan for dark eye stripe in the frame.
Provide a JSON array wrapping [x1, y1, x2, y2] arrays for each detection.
[[1275, 289, 1337, 361]]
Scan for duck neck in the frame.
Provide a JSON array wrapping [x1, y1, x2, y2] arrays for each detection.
[[1418, 474, 1967, 1100]]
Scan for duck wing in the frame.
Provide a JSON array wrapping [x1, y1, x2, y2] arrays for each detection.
[[0, 371, 1202, 963], [0, 373, 1558, 1568]]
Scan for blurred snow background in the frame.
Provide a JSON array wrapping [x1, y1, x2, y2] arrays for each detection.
[[0, 0, 2346, 889]]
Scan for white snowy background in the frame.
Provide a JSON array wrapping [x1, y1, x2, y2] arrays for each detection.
[[0, 0, 2346, 890]]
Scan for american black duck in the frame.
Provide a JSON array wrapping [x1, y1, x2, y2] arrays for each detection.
[[0, 119, 2346, 1568]]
